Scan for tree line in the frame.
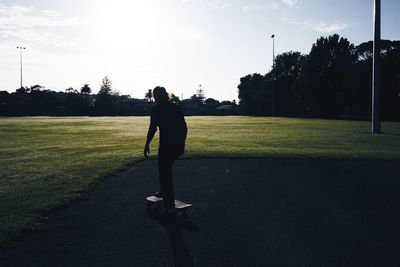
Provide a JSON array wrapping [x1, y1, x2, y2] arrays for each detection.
[[238, 34, 400, 121], [0, 78, 237, 116]]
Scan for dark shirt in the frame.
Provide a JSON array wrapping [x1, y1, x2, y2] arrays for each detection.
[[148, 101, 187, 154]]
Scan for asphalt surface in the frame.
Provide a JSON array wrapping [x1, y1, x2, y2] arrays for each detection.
[[1, 158, 400, 266]]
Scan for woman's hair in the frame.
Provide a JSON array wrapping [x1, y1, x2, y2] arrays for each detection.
[[153, 86, 171, 102]]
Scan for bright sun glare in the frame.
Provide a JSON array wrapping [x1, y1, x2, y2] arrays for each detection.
[[90, 1, 163, 47]]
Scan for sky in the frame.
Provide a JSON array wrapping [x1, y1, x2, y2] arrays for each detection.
[[0, 0, 399, 101]]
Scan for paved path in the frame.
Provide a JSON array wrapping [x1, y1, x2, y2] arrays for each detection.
[[1, 159, 400, 266]]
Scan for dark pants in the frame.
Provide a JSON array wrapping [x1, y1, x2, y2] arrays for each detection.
[[158, 150, 178, 209]]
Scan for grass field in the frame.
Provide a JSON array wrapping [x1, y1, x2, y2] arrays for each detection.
[[1, 116, 399, 245]]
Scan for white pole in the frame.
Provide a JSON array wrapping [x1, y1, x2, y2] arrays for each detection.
[[271, 34, 276, 116], [16, 46, 26, 88]]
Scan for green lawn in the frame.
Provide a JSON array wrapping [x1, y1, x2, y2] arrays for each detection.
[[1, 116, 399, 245]]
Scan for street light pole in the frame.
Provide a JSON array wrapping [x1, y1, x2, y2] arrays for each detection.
[[372, 0, 381, 133], [271, 34, 275, 67], [16, 46, 26, 89], [271, 34, 276, 117]]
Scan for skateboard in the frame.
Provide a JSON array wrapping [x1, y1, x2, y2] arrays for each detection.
[[146, 195, 192, 218]]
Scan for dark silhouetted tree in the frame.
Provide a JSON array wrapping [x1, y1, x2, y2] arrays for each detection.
[[273, 51, 305, 116], [98, 76, 113, 95], [145, 89, 153, 102], [95, 76, 117, 115], [190, 85, 206, 107], [196, 84, 205, 103], [204, 98, 220, 114], [65, 87, 78, 94], [293, 34, 357, 117], [238, 73, 271, 115], [355, 40, 400, 120], [170, 93, 180, 104], [80, 84, 91, 95], [64, 87, 84, 114], [15, 86, 30, 115]]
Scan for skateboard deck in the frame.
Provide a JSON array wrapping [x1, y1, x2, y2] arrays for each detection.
[[146, 195, 192, 219], [146, 196, 192, 209]]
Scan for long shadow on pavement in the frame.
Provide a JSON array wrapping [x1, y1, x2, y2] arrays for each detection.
[[147, 207, 201, 267]]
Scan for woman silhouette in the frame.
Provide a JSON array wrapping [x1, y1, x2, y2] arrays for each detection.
[[144, 86, 187, 214]]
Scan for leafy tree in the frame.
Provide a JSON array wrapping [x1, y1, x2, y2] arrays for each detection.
[[15, 86, 30, 115], [354, 40, 400, 120], [0, 91, 11, 115], [30, 84, 44, 92], [379, 42, 400, 120], [196, 84, 205, 103], [64, 87, 87, 114], [238, 35, 399, 120], [204, 98, 220, 114], [205, 98, 219, 106], [95, 76, 117, 115], [356, 40, 400, 61], [16, 87, 29, 94], [29, 88, 58, 115], [80, 84, 91, 95], [98, 76, 113, 95], [170, 93, 180, 104], [145, 89, 153, 102], [65, 87, 78, 94], [238, 73, 271, 115], [294, 34, 357, 117], [220, 100, 233, 105], [272, 51, 305, 116], [190, 85, 206, 106]]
